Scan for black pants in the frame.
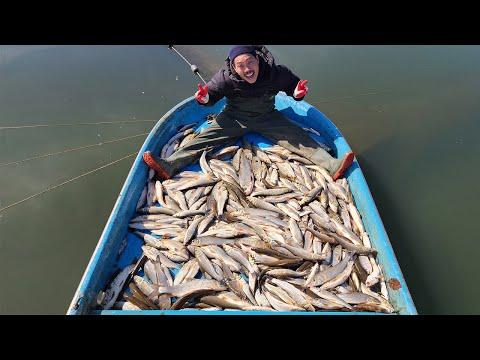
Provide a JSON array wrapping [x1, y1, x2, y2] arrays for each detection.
[[163, 109, 342, 175]]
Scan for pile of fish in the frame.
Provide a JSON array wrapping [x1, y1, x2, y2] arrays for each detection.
[[99, 122, 395, 313]]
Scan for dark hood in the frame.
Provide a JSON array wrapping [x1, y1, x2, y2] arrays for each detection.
[[224, 45, 276, 84]]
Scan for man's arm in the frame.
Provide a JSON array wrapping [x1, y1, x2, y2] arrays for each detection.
[[275, 65, 308, 101], [195, 70, 229, 106]]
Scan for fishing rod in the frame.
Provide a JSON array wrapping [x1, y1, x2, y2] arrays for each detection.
[[167, 45, 207, 85]]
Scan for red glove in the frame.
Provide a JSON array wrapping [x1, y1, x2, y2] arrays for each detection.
[[293, 80, 308, 99], [195, 84, 209, 104]]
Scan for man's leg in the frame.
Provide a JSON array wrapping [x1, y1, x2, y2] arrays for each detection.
[[144, 112, 249, 179], [250, 111, 354, 179]]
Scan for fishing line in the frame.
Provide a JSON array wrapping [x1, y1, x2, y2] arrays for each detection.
[[0, 152, 137, 213], [168, 45, 207, 85], [0, 132, 148, 167], [0, 119, 156, 130]]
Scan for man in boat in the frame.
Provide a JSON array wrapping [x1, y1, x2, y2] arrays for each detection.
[[144, 45, 354, 180]]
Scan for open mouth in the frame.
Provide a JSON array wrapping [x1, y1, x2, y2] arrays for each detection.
[[244, 71, 255, 79]]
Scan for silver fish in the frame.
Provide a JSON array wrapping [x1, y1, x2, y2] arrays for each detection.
[[287, 198, 302, 211], [269, 278, 315, 311], [215, 184, 228, 216], [197, 213, 215, 235], [254, 289, 272, 308], [232, 148, 243, 172], [320, 190, 328, 208], [101, 264, 135, 310], [276, 162, 297, 181], [338, 199, 352, 230], [298, 186, 323, 206], [287, 154, 314, 165], [189, 196, 207, 211], [308, 213, 336, 232], [165, 139, 180, 158], [266, 268, 308, 279], [199, 150, 214, 176], [274, 203, 300, 221], [164, 195, 182, 212], [173, 209, 206, 218], [176, 174, 218, 191], [200, 292, 252, 310], [194, 247, 223, 282], [173, 259, 200, 286], [178, 132, 196, 148], [139, 206, 176, 216], [263, 282, 296, 306], [272, 241, 325, 262], [263, 290, 306, 312], [187, 187, 205, 208], [167, 189, 188, 214], [253, 148, 272, 164], [258, 193, 300, 204], [147, 181, 157, 206], [299, 165, 315, 190], [348, 202, 365, 234], [321, 242, 333, 264], [269, 167, 279, 186], [303, 225, 314, 252], [154, 279, 227, 298], [148, 168, 155, 180], [136, 186, 148, 211], [183, 216, 204, 245], [320, 259, 355, 290], [327, 182, 349, 202], [141, 246, 179, 269], [212, 145, 240, 159], [238, 152, 254, 195], [223, 245, 259, 274], [201, 245, 242, 272], [309, 252, 354, 287], [250, 187, 291, 197], [247, 196, 285, 215], [308, 287, 353, 310], [288, 218, 304, 246], [328, 232, 377, 256], [192, 236, 238, 246], [144, 260, 162, 286]]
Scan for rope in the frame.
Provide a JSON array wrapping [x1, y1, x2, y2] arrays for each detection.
[[0, 152, 137, 213], [0, 132, 148, 167], [168, 45, 207, 85], [0, 119, 156, 130]]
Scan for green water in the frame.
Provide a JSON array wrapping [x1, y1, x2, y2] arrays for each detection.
[[0, 45, 478, 314]]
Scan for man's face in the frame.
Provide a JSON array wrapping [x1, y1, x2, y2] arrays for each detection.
[[233, 53, 259, 84]]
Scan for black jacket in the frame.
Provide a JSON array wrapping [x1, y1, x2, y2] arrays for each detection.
[[201, 46, 303, 107]]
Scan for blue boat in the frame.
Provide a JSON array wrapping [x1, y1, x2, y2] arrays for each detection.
[[67, 93, 417, 315]]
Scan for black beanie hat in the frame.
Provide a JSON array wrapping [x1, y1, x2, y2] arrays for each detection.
[[228, 45, 257, 63]]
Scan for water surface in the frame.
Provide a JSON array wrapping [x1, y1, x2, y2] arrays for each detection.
[[1, 45, 478, 314]]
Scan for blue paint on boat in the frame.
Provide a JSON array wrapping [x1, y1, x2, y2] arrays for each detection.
[[67, 92, 417, 315]]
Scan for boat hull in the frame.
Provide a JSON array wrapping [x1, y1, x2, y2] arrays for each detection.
[[67, 93, 417, 315]]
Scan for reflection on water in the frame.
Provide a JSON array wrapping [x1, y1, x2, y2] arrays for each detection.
[[0, 45, 479, 314]]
